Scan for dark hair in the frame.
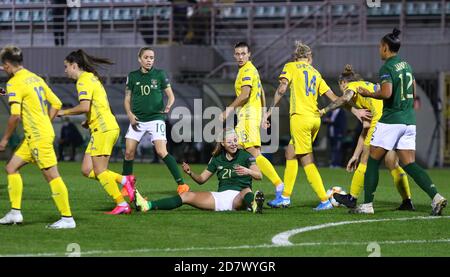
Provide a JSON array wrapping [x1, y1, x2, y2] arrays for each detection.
[[65, 49, 113, 80], [0, 45, 23, 66], [138, 47, 154, 58], [382, 28, 401, 53], [234, 41, 251, 52], [339, 64, 363, 82]]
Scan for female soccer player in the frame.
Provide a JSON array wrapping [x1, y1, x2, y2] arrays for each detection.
[[58, 49, 135, 215], [355, 28, 447, 215], [318, 64, 414, 211], [0, 45, 75, 228], [122, 47, 189, 194], [263, 41, 349, 210], [134, 128, 265, 213]]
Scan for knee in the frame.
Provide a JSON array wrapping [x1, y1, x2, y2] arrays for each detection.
[[5, 164, 17, 175], [155, 148, 168, 158], [124, 149, 135, 160], [179, 191, 192, 203]]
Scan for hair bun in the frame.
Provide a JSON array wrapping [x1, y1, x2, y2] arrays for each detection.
[[392, 28, 401, 38], [344, 64, 353, 74]]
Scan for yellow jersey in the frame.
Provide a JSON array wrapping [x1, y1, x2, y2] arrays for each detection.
[[77, 72, 119, 133], [279, 61, 330, 117], [346, 81, 383, 120], [7, 68, 61, 141], [234, 61, 262, 121]]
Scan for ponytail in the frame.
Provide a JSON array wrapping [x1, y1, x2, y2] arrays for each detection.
[[65, 49, 114, 80]]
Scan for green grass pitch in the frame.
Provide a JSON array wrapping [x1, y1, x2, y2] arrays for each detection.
[[0, 162, 449, 257]]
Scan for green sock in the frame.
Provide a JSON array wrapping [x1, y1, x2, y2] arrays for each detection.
[[122, 159, 134, 175], [243, 192, 255, 209], [403, 162, 438, 199], [149, 195, 183, 210], [364, 157, 381, 203], [162, 154, 184, 185]]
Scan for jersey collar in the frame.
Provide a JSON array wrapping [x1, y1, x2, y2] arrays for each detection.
[[140, 67, 154, 75], [222, 149, 240, 161]]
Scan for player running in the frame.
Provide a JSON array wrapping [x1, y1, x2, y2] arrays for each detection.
[[318, 64, 415, 211], [58, 49, 135, 215], [0, 45, 76, 229], [219, 42, 285, 201], [122, 47, 189, 195], [134, 128, 265, 213], [353, 28, 447, 215]]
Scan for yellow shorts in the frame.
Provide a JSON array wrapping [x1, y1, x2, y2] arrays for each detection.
[[14, 137, 57, 169], [364, 115, 382, 146], [235, 119, 261, 149], [85, 129, 119, 156], [290, 114, 321, 155]]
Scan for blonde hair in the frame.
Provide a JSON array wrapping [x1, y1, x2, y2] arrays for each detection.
[[0, 45, 23, 65], [294, 41, 312, 60], [211, 128, 237, 156]]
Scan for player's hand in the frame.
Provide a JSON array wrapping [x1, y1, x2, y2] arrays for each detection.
[[163, 105, 171, 114], [0, 138, 8, 151], [128, 112, 139, 131], [357, 87, 371, 97], [81, 120, 89, 129], [346, 156, 359, 172], [234, 165, 249, 176], [318, 108, 326, 117], [182, 162, 191, 175], [354, 109, 372, 123], [56, 110, 65, 117], [261, 112, 271, 129], [0, 87, 6, 96]]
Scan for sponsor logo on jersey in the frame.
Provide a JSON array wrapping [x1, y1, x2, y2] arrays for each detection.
[[242, 77, 251, 81], [78, 91, 87, 96], [136, 82, 140, 85], [8, 92, 16, 96], [217, 166, 223, 170]]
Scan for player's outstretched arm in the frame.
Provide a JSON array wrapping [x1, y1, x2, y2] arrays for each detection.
[[57, 100, 90, 116], [358, 82, 392, 99], [319, 89, 354, 116], [234, 164, 262, 180], [182, 162, 213, 185]]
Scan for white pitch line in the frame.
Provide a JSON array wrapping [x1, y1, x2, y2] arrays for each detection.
[[272, 215, 450, 246], [1, 216, 449, 257]]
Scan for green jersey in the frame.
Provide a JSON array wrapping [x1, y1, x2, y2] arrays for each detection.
[[126, 68, 170, 122], [378, 55, 416, 125], [206, 149, 256, 192]]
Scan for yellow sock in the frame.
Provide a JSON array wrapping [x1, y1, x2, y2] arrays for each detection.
[[391, 167, 411, 200], [350, 163, 367, 198], [97, 171, 124, 204], [255, 155, 283, 186], [90, 170, 124, 185], [282, 159, 298, 197], [108, 170, 124, 185], [49, 177, 72, 217], [88, 170, 97, 180], [7, 173, 23, 210], [303, 163, 328, 201]]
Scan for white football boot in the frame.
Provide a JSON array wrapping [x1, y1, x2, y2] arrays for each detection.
[[349, 203, 375, 214], [431, 193, 447, 216], [46, 217, 76, 229], [0, 210, 23, 225]]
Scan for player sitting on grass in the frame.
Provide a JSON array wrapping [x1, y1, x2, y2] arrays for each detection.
[[134, 128, 265, 213], [319, 64, 415, 211]]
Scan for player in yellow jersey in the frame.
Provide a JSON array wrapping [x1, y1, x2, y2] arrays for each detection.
[[263, 42, 369, 210], [318, 64, 415, 210], [57, 49, 135, 215], [0, 45, 75, 229], [219, 42, 285, 200]]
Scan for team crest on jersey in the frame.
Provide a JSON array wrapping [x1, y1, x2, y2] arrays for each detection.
[[150, 79, 158, 89], [217, 166, 223, 170], [136, 82, 140, 85]]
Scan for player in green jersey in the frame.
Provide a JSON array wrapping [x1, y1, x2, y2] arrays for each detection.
[[355, 28, 447, 215], [122, 47, 190, 195], [134, 128, 265, 213]]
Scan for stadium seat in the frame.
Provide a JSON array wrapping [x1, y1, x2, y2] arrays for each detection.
[[332, 4, 344, 16], [15, 10, 30, 22], [32, 10, 44, 22], [67, 9, 79, 21], [406, 2, 417, 15]]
